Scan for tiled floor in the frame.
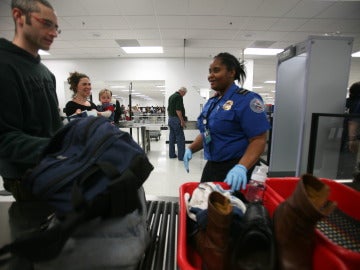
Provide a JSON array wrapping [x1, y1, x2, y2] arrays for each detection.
[[143, 129, 205, 198], [0, 129, 205, 202], [0, 178, 13, 202]]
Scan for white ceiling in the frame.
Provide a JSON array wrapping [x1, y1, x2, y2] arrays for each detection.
[[1, 0, 359, 103]]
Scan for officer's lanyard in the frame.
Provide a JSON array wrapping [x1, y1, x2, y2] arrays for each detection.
[[202, 89, 238, 128], [202, 97, 222, 128]]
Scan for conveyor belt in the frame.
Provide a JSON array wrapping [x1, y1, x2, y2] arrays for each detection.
[[138, 200, 179, 270]]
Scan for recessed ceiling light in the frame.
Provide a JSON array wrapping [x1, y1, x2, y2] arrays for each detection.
[[264, 80, 276, 84], [109, 85, 126, 89], [38, 49, 50, 55], [252, 86, 264, 89], [244, 48, 283, 56], [352, 51, 360, 57], [122, 47, 163, 54]]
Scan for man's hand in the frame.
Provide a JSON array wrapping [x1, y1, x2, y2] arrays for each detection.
[[180, 120, 186, 128]]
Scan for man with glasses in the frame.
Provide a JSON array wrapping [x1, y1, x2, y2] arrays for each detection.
[[0, 0, 63, 201]]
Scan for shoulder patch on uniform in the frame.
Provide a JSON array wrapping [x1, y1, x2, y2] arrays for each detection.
[[250, 98, 265, 113], [236, 88, 250, 95]]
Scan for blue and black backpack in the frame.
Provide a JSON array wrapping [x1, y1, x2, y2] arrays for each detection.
[[0, 116, 153, 263]]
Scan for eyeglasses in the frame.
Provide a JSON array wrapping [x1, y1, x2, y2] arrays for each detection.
[[31, 14, 61, 34]]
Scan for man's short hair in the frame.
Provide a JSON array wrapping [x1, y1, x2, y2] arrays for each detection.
[[11, 0, 54, 15], [179, 87, 187, 93]]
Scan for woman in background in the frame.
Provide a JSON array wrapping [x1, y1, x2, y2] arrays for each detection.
[[64, 71, 97, 117]]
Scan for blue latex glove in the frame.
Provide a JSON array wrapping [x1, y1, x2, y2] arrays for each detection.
[[183, 148, 192, 173], [224, 164, 248, 191]]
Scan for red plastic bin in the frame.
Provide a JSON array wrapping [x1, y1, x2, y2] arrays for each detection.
[[177, 182, 229, 270], [264, 178, 360, 270], [177, 181, 351, 270]]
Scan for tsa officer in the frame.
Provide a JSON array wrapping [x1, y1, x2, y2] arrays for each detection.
[[183, 52, 270, 191]]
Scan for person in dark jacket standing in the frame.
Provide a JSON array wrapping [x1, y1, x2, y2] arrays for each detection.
[[338, 81, 360, 180], [347, 82, 360, 181], [167, 87, 187, 160], [0, 0, 63, 201]]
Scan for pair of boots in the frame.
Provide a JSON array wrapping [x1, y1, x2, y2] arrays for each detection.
[[273, 174, 337, 270], [194, 191, 274, 270]]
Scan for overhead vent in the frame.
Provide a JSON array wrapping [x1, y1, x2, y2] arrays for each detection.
[[115, 39, 140, 47], [249, 40, 276, 48]]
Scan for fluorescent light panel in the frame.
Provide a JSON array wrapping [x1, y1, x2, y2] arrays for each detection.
[[122, 46, 163, 54], [109, 85, 126, 89], [244, 49, 360, 58], [352, 51, 360, 57], [244, 48, 283, 56], [38, 49, 50, 55]]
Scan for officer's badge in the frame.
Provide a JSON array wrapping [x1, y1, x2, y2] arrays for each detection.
[[223, 100, 233, 110], [250, 98, 265, 113]]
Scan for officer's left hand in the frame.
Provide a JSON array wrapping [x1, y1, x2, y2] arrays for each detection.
[[224, 164, 248, 191], [183, 148, 192, 173]]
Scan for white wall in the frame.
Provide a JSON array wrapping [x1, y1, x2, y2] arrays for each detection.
[[43, 58, 205, 120], [43, 57, 254, 121]]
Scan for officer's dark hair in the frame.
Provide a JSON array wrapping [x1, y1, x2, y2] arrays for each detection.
[[214, 52, 246, 85], [349, 81, 360, 99]]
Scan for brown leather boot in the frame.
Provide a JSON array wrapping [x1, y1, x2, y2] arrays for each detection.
[[273, 174, 336, 270], [195, 191, 233, 270]]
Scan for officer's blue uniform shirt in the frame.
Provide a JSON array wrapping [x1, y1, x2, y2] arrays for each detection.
[[197, 83, 271, 162]]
